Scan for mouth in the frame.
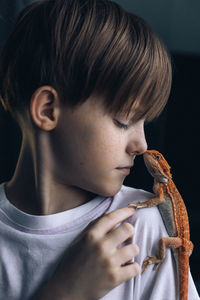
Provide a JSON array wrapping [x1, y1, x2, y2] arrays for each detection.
[[116, 165, 133, 175]]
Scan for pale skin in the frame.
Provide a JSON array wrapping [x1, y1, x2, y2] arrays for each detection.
[[5, 86, 148, 299]]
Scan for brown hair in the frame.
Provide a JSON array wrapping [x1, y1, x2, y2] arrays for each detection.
[[0, 0, 172, 124]]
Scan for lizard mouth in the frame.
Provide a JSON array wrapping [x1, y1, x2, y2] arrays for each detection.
[[144, 159, 169, 184], [144, 160, 156, 177]]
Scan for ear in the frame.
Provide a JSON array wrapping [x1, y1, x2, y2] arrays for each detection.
[[30, 86, 60, 131]]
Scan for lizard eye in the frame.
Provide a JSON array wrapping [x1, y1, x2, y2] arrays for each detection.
[[155, 154, 161, 160]]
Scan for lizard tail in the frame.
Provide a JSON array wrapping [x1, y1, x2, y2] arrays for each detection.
[[178, 250, 189, 300]]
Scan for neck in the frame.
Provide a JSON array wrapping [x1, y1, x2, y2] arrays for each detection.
[[5, 132, 96, 215]]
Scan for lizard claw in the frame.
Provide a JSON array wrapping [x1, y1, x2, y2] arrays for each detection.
[[128, 202, 146, 209], [142, 256, 162, 274]]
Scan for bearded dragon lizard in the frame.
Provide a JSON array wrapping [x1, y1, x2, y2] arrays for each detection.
[[129, 149, 194, 300]]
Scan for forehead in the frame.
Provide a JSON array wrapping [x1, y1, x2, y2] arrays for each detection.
[[91, 89, 165, 124], [112, 99, 152, 122]]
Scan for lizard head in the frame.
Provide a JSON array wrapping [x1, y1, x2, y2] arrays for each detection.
[[143, 150, 172, 184]]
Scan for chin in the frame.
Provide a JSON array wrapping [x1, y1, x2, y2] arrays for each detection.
[[93, 181, 123, 198]]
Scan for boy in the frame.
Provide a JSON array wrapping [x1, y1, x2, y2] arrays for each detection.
[[0, 0, 199, 299]]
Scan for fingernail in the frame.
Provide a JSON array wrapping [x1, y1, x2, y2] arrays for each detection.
[[128, 205, 136, 212], [103, 211, 110, 215]]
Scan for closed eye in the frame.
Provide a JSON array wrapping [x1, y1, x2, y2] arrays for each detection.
[[114, 120, 129, 130]]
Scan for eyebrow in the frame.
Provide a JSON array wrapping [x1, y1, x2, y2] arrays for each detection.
[[127, 107, 147, 122]]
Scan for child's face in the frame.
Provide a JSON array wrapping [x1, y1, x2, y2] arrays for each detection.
[[51, 95, 147, 197]]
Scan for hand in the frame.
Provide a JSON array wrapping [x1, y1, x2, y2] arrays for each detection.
[[33, 207, 140, 300]]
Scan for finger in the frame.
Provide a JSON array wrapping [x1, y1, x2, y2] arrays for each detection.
[[119, 262, 140, 283], [71, 210, 108, 246], [89, 207, 136, 239], [116, 243, 140, 266], [105, 222, 135, 248]]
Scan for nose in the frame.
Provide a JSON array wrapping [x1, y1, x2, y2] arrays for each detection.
[[126, 121, 148, 156]]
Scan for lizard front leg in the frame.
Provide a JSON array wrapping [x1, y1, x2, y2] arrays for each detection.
[[142, 236, 182, 273], [129, 185, 164, 209]]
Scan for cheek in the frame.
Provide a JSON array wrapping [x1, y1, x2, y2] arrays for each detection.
[[78, 129, 124, 170], [51, 118, 126, 178], [51, 126, 127, 196]]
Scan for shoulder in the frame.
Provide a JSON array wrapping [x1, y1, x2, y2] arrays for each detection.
[[109, 184, 162, 223], [108, 184, 168, 243], [110, 184, 154, 208], [110, 185, 161, 225]]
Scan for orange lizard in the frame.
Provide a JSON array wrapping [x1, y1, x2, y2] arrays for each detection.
[[129, 149, 194, 300]]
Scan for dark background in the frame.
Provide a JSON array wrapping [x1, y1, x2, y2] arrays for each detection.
[[0, 0, 200, 294]]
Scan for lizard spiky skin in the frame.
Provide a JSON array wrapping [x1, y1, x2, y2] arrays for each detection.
[[129, 149, 194, 300]]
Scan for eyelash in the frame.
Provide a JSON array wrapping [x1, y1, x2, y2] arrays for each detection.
[[114, 120, 129, 130]]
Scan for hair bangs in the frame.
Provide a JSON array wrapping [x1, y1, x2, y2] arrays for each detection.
[[0, 0, 172, 125], [92, 12, 172, 123]]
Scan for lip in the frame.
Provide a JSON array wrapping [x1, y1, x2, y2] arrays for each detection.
[[116, 167, 131, 175]]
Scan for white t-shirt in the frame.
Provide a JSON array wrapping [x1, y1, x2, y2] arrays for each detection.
[[0, 182, 199, 300]]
